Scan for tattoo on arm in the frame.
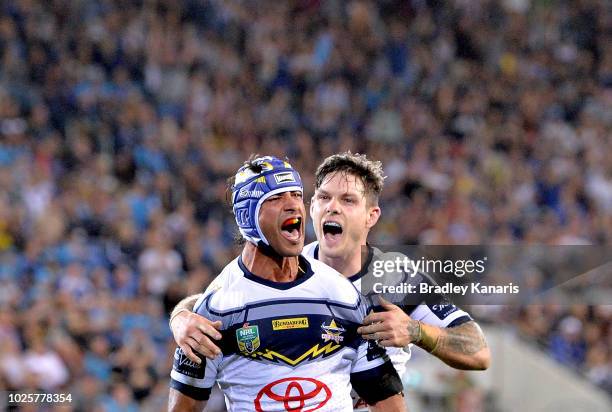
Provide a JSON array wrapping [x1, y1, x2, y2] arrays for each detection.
[[407, 320, 420, 343], [434, 321, 487, 355], [171, 294, 202, 319]]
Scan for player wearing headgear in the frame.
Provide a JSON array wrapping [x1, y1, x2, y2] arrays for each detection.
[[168, 155, 406, 412], [170, 153, 490, 410]]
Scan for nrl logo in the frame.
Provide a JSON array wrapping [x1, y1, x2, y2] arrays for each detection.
[[236, 323, 260, 354], [320, 319, 345, 344]]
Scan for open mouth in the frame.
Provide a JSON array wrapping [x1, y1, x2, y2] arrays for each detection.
[[322, 221, 343, 239], [281, 217, 302, 242]]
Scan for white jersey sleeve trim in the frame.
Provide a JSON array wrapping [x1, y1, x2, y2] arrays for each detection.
[[410, 304, 470, 327], [170, 370, 213, 389]]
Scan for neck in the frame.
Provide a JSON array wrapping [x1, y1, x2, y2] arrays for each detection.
[[318, 244, 364, 278], [241, 242, 299, 282]]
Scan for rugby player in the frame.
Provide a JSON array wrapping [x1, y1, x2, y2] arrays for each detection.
[[309, 154, 490, 371], [168, 156, 406, 411], [171, 153, 490, 409]]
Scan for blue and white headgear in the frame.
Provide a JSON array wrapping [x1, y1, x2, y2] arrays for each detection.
[[231, 156, 303, 245]]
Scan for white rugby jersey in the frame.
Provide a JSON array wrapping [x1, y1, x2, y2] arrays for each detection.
[[303, 242, 472, 411], [170, 254, 395, 411]]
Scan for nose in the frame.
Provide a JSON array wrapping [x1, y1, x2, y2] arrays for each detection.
[[326, 197, 340, 215], [282, 191, 302, 212]]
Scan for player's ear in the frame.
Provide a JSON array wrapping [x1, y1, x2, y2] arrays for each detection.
[[310, 196, 315, 216], [365, 205, 381, 229]]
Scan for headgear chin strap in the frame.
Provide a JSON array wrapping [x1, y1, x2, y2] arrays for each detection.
[[231, 156, 303, 246]]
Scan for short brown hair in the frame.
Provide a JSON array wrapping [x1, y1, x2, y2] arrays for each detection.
[[314, 152, 385, 205]]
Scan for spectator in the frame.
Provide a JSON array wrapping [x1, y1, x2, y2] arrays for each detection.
[[0, 0, 609, 404], [22, 335, 70, 390], [549, 316, 587, 368]]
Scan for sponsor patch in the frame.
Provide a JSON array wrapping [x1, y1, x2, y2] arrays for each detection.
[[239, 188, 265, 198], [173, 348, 205, 379], [366, 340, 385, 361], [272, 317, 309, 330], [430, 304, 458, 320], [274, 171, 296, 184], [255, 377, 331, 411]]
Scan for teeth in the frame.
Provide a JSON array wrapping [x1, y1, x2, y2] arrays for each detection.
[[323, 221, 343, 236]]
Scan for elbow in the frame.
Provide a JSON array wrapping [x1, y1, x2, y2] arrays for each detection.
[[472, 347, 491, 370]]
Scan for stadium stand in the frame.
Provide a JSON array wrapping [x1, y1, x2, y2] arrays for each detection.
[[0, 0, 610, 410]]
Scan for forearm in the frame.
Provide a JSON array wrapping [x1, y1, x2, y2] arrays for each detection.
[[168, 388, 206, 412], [170, 294, 202, 320], [415, 321, 490, 370]]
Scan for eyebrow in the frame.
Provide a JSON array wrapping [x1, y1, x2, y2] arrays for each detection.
[[269, 190, 302, 198], [316, 188, 361, 198]]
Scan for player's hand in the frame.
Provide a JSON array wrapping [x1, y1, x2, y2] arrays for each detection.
[[170, 311, 223, 363], [357, 298, 419, 348]]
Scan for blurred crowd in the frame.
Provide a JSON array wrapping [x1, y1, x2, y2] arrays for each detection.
[[0, 0, 610, 409]]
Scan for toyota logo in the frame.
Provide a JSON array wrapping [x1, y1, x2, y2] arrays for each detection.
[[255, 377, 332, 412]]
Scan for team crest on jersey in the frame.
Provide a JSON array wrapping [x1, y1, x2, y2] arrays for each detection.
[[321, 319, 345, 343], [236, 323, 261, 354]]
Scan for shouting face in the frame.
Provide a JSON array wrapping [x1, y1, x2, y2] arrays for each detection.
[[258, 190, 306, 257], [310, 172, 380, 259]]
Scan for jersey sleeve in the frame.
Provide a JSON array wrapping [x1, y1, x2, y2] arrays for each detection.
[[169, 293, 223, 401], [349, 297, 403, 405], [409, 302, 471, 327], [406, 272, 472, 327], [349, 340, 403, 405]]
